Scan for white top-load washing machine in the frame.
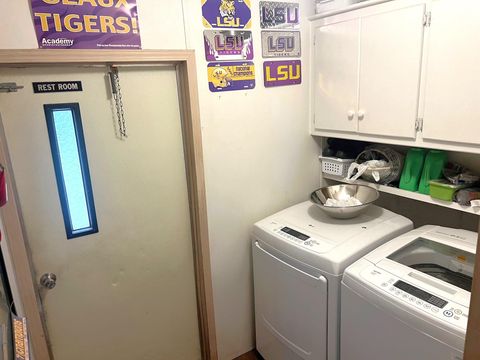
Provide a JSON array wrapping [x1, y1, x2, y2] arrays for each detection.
[[252, 201, 413, 360], [341, 225, 477, 360]]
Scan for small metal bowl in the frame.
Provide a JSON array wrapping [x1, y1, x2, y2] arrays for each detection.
[[310, 184, 379, 219]]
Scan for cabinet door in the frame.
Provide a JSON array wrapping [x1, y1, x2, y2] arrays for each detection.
[[313, 18, 360, 133], [358, 4, 425, 138], [422, 0, 480, 146]]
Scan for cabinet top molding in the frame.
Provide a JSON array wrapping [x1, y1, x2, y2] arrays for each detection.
[[309, 0, 395, 21]]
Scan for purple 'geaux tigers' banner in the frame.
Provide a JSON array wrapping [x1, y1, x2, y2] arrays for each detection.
[[30, 0, 141, 49]]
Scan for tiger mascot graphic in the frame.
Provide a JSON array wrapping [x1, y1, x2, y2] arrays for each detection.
[[219, 0, 236, 19]]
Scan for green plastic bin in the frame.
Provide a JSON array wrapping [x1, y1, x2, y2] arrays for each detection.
[[418, 150, 448, 195], [399, 148, 427, 191], [429, 180, 467, 202]]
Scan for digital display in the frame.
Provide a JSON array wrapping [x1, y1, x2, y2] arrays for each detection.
[[394, 280, 448, 308], [281, 227, 310, 241]]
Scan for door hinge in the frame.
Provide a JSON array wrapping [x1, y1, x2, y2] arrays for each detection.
[[415, 118, 424, 132], [423, 11, 431, 27], [0, 83, 24, 93]]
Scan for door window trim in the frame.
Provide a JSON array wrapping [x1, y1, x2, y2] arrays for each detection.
[[44, 103, 98, 239]]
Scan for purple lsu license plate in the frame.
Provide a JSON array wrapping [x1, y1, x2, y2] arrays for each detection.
[[202, 0, 252, 29], [264, 60, 302, 87], [204, 30, 254, 61]]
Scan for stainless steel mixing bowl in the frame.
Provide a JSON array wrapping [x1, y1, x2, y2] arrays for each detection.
[[310, 184, 380, 219]]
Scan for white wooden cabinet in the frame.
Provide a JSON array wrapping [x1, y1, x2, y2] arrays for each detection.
[[311, 0, 480, 154], [312, 1, 426, 139], [358, 4, 425, 138], [313, 17, 360, 133], [421, 0, 480, 146]]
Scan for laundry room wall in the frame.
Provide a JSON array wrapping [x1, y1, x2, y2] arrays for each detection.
[[0, 1, 321, 359]]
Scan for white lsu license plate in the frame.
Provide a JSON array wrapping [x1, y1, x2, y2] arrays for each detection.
[[261, 31, 301, 58], [259, 1, 300, 29]]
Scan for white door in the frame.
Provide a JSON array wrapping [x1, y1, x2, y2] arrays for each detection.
[[313, 17, 360, 134], [422, 0, 480, 146], [0, 66, 201, 360], [253, 241, 328, 360], [357, 3, 425, 138]]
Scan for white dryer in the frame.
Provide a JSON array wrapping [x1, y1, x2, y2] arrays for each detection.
[[252, 201, 413, 360], [341, 225, 477, 360]]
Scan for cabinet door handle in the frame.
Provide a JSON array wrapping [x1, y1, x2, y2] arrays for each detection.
[[347, 110, 355, 120], [357, 110, 365, 120]]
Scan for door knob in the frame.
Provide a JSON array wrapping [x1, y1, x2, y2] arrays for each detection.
[[357, 110, 365, 120], [347, 110, 355, 120], [40, 273, 57, 290]]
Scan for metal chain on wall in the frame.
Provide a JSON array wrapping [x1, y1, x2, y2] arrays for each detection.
[[108, 66, 127, 139]]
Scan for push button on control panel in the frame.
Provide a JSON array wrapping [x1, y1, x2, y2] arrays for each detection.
[[443, 310, 454, 318]]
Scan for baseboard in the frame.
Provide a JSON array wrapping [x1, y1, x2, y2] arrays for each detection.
[[232, 349, 263, 360]]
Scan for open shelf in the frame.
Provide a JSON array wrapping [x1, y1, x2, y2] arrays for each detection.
[[323, 174, 480, 216]]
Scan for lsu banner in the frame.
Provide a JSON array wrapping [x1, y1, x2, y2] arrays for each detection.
[[208, 62, 255, 92], [202, 0, 252, 29], [30, 0, 141, 49]]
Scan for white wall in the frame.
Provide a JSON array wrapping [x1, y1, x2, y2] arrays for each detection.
[[0, 1, 321, 359]]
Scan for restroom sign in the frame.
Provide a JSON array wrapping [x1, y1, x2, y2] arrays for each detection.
[[33, 81, 83, 93]]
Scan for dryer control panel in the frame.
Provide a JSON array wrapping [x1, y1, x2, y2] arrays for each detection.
[[272, 225, 327, 252], [361, 266, 469, 330]]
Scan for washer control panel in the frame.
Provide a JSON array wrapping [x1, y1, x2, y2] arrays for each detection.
[[272, 226, 324, 250], [361, 266, 469, 329]]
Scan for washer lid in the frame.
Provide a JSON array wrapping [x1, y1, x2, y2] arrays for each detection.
[[359, 226, 478, 308], [253, 201, 413, 274]]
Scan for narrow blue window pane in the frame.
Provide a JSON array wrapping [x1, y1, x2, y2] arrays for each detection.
[[45, 103, 98, 239], [52, 109, 91, 231]]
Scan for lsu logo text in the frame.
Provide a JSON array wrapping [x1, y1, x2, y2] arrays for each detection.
[[268, 35, 295, 53], [215, 34, 245, 51]]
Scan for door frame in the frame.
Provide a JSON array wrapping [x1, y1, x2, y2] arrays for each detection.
[[0, 49, 217, 360]]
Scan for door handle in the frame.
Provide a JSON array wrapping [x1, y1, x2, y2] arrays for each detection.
[[347, 110, 355, 120], [254, 241, 324, 281], [357, 110, 365, 120], [40, 273, 57, 290]]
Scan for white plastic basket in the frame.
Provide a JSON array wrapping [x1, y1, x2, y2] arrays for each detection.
[[319, 156, 355, 178]]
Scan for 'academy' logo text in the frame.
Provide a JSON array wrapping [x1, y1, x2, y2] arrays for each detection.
[[41, 38, 74, 47]]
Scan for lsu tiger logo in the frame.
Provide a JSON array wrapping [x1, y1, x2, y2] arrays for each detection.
[[219, 0, 236, 19], [202, 0, 251, 29]]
